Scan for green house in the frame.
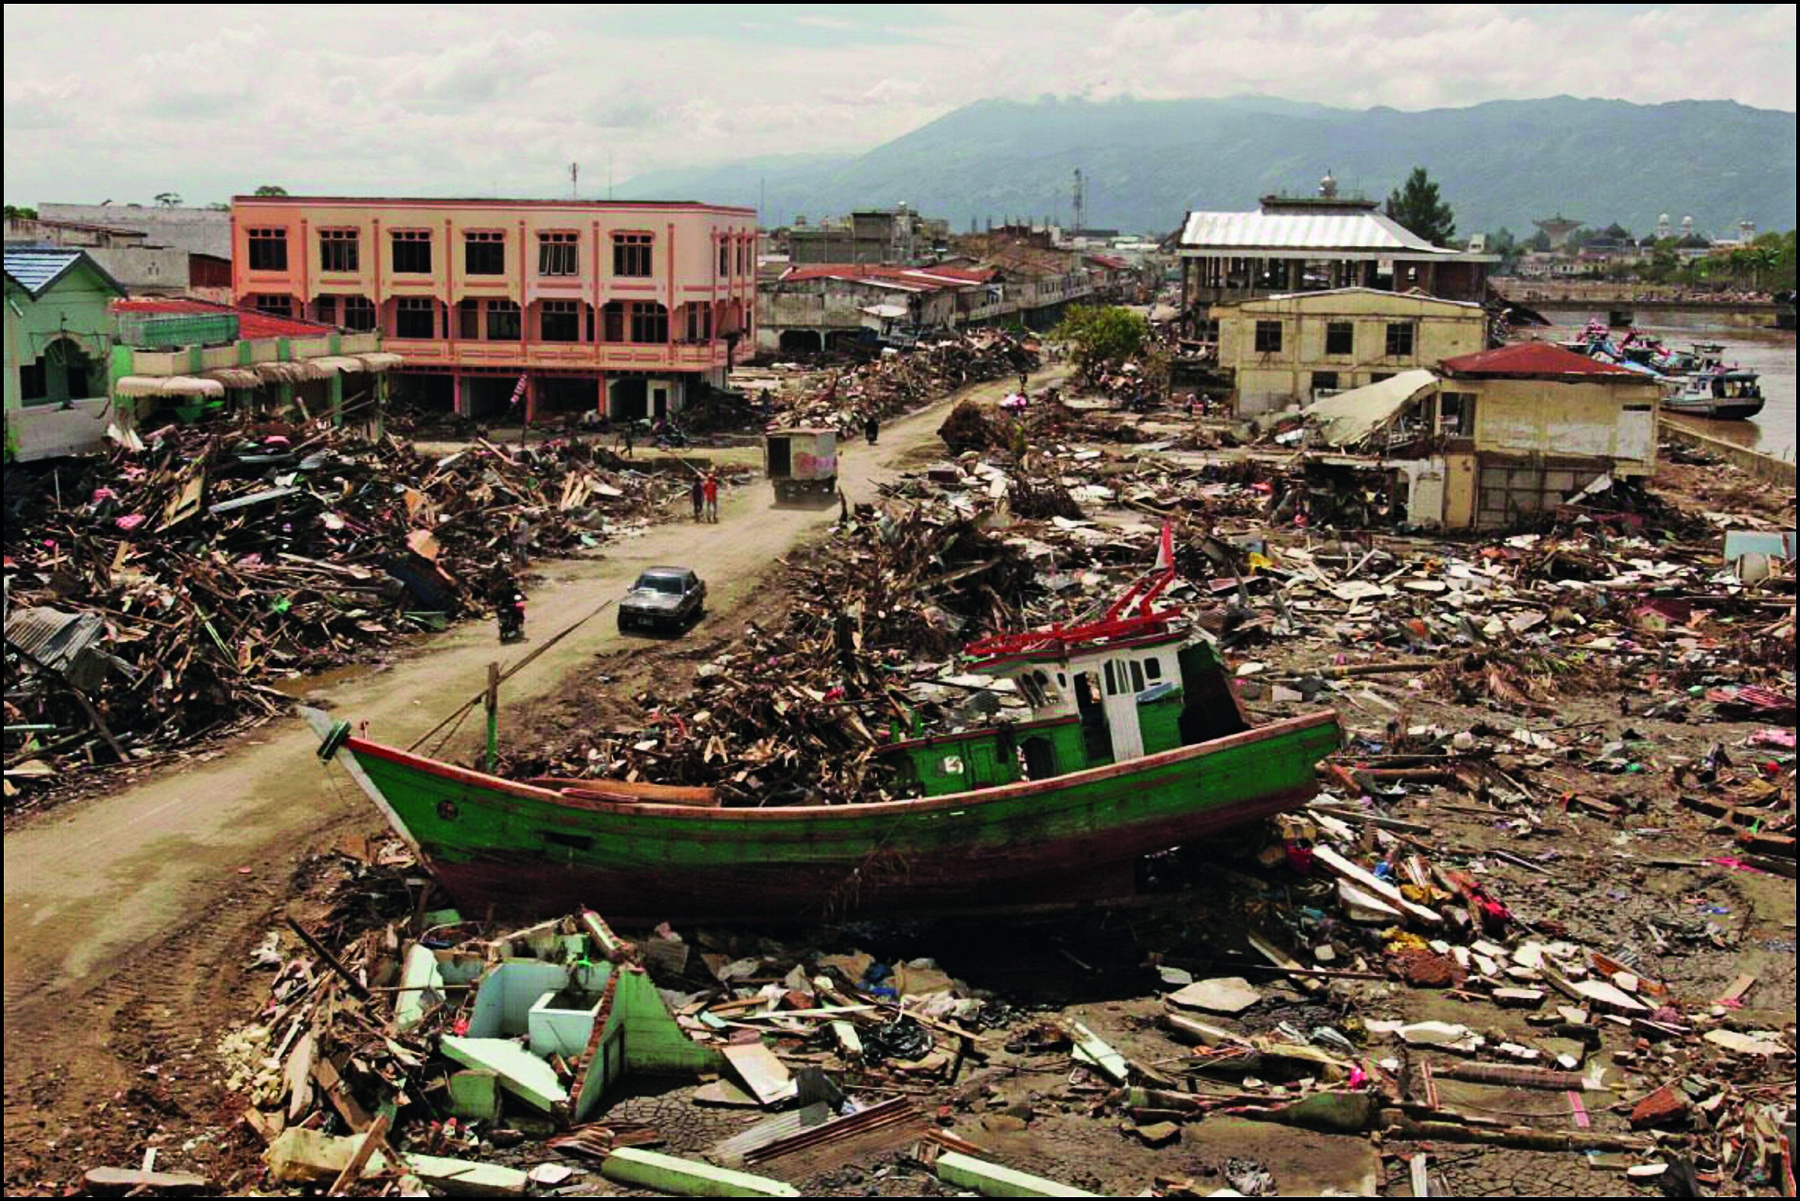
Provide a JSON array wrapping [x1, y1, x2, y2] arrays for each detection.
[[4, 247, 126, 460]]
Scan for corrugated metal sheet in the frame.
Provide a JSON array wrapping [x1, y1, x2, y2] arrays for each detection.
[[1180, 210, 1448, 253], [4, 606, 117, 689], [1441, 342, 1642, 377], [3, 248, 86, 295], [1304, 369, 1438, 448]]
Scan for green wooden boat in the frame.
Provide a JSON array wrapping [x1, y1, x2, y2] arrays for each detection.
[[307, 535, 1342, 922]]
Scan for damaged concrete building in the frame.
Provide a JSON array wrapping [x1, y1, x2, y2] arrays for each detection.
[[757, 264, 989, 354], [1300, 342, 1661, 530], [1216, 287, 1487, 415], [784, 204, 949, 266], [228, 195, 757, 422], [1176, 190, 1496, 338]]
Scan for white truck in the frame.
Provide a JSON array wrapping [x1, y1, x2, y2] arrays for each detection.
[[764, 428, 839, 503]]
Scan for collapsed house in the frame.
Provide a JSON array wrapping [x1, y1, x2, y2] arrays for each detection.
[[1296, 342, 1662, 530]]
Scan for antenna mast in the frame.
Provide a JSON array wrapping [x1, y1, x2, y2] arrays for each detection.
[[1071, 168, 1085, 234]]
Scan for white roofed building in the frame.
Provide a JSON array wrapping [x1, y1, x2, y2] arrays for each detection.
[[1177, 194, 1496, 337]]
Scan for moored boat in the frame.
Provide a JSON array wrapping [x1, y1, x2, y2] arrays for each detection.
[[308, 530, 1344, 923], [1662, 367, 1766, 420]]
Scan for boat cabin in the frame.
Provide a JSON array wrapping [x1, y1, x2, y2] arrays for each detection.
[[880, 631, 1250, 799]]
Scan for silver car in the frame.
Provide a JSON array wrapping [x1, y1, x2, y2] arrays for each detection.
[[618, 567, 706, 634]]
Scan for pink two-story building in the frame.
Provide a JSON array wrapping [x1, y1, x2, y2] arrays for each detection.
[[228, 196, 758, 421]]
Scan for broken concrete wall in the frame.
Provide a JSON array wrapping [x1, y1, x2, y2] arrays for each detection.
[[1463, 376, 1660, 474]]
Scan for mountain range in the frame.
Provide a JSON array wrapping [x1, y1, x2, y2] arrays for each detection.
[[617, 95, 1797, 241]]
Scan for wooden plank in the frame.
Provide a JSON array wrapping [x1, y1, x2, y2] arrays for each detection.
[[1409, 1153, 1431, 1198], [313, 1055, 374, 1132], [722, 1041, 798, 1106], [327, 1113, 390, 1197], [1313, 845, 1442, 925], [1246, 932, 1323, 993], [283, 1031, 315, 1122], [82, 1167, 210, 1194], [1716, 973, 1757, 1005]]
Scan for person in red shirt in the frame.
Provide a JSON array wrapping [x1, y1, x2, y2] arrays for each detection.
[[702, 471, 719, 523]]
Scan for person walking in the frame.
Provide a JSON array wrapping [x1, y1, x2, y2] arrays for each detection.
[[690, 474, 705, 522], [863, 412, 879, 445], [702, 471, 719, 523], [620, 419, 634, 458]]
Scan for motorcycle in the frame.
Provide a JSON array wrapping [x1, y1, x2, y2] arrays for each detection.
[[652, 421, 690, 450], [497, 589, 527, 644]]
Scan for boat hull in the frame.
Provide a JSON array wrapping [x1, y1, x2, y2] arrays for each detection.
[[1665, 402, 1766, 421], [338, 711, 1342, 923]]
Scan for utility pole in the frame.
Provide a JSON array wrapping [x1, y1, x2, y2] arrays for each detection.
[[1072, 168, 1085, 236], [570, 162, 578, 199]]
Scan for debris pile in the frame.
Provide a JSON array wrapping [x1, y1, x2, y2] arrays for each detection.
[[3, 423, 680, 804], [777, 331, 1039, 431], [503, 498, 1041, 804]]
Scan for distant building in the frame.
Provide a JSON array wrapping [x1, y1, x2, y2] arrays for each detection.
[[4, 247, 124, 459], [1216, 288, 1487, 416], [760, 226, 1135, 352], [228, 195, 756, 421], [1177, 195, 1495, 335], [758, 264, 990, 354], [1655, 213, 1672, 240], [1532, 215, 1582, 251], [38, 202, 232, 259], [787, 205, 948, 266], [6, 213, 232, 300]]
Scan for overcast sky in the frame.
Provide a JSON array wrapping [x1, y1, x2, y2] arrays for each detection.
[[5, 3, 1795, 206]]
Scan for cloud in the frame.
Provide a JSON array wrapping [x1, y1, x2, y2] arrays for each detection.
[[1, 4, 1792, 206]]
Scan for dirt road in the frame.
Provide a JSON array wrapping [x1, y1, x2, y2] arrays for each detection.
[[1, 369, 1058, 1181]]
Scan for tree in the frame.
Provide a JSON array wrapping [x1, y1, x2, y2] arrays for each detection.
[[1525, 228, 1551, 253], [1486, 227, 1521, 270], [153, 192, 183, 207], [253, 184, 289, 197], [1053, 305, 1147, 370], [1383, 167, 1456, 247], [1644, 239, 1680, 284], [1601, 222, 1632, 242], [3, 204, 38, 221]]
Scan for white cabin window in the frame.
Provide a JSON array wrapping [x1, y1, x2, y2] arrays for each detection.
[[1017, 674, 1044, 706], [1129, 660, 1146, 692], [1143, 657, 1163, 681], [1104, 661, 1119, 695]]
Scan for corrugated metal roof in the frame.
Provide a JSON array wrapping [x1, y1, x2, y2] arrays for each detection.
[[1440, 342, 1643, 378], [3, 247, 126, 297], [1180, 209, 1450, 254], [5, 606, 106, 673], [1303, 369, 1438, 448], [778, 264, 991, 292]]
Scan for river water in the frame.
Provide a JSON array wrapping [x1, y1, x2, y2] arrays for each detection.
[[1540, 308, 1797, 462]]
